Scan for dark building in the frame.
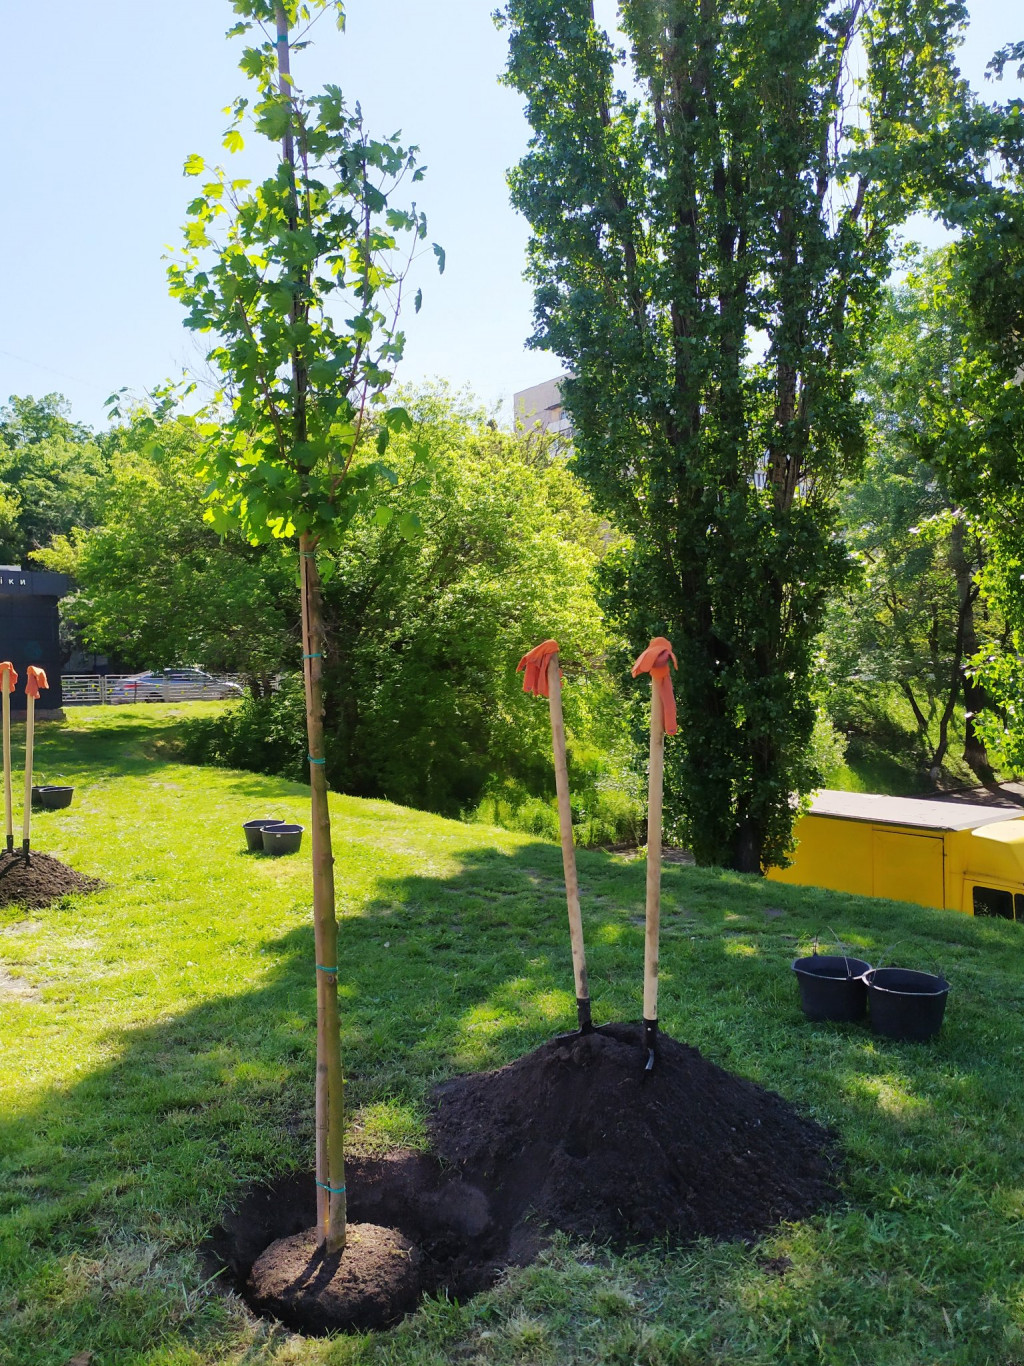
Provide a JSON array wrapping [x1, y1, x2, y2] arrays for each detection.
[[0, 568, 71, 718]]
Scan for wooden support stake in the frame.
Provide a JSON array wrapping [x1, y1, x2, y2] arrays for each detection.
[[301, 539, 347, 1254], [2, 671, 12, 853], [22, 690, 35, 860], [643, 675, 665, 1067], [546, 654, 592, 1031]]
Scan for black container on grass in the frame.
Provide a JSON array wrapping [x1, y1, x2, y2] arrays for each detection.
[[864, 967, 949, 1041], [243, 818, 285, 853], [262, 823, 303, 856], [792, 954, 871, 1022], [31, 785, 74, 810]]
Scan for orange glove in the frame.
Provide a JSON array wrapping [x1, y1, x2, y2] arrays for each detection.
[[516, 639, 561, 698], [0, 662, 16, 692], [25, 666, 48, 700], [631, 636, 678, 736]]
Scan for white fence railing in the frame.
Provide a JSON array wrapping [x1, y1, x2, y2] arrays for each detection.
[[62, 674, 244, 705]]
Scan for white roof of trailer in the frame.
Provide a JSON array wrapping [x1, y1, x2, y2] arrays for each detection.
[[808, 790, 1024, 832]]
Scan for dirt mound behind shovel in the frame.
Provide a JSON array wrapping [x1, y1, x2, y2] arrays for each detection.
[[428, 1021, 841, 1248], [0, 851, 101, 910]]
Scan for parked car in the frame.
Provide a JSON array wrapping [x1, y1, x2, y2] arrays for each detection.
[[108, 669, 244, 703]]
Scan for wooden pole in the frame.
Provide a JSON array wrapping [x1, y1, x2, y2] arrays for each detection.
[[643, 676, 665, 1069], [2, 670, 12, 854], [22, 691, 35, 861], [546, 653, 592, 1032], [301, 539, 347, 1254]]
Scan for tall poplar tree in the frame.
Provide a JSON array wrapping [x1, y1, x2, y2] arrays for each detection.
[[169, 0, 439, 1250], [500, 0, 979, 871]]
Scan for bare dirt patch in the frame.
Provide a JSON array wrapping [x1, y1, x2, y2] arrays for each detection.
[[0, 964, 42, 1001], [208, 1023, 840, 1335]]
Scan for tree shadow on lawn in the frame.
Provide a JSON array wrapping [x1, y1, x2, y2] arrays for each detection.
[[20, 705, 213, 786], [4, 767, 1024, 1360]]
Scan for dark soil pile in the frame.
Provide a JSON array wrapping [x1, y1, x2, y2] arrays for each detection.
[[429, 1021, 840, 1247], [0, 851, 101, 910], [209, 1023, 840, 1335], [248, 1223, 423, 1334]]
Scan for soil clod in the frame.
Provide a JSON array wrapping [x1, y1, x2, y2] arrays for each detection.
[[210, 1023, 841, 1335], [0, 851, 101, 910]]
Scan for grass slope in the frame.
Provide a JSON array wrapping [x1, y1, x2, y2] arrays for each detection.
[[1, 705, 1023, 1366]]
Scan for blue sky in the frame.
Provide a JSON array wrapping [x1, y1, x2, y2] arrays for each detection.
[[3, 0, 1021, 430]]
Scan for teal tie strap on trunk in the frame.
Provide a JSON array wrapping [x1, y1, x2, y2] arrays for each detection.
[[315, 964, 338, 974], [315, 1180, 346, 1195], [303, 652, 323, 659], [308, 755, 326, 764]]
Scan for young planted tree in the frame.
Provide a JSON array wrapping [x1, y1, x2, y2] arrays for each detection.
[[168, 0, 440, 1251], [499, 0, 981, 871]]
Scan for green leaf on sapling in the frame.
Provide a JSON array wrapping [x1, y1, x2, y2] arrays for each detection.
[[257, 101, 292, 141], [385, 406, 413, 432], [184, 153, 206, 176]]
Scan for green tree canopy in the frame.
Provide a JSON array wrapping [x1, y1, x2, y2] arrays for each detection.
[[0, 394, 109, 566], [499, 0, 996, 872], [890, 244, 1024, 774], [179, 385, 613, 815], [35, 413, 295, 685], [818, 269, 1004, 780]]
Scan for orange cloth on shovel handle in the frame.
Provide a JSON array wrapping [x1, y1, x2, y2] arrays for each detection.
[[517, 639, 561, 698], [631, 637, 678, 736], [25, 667, 48, 700], [0, 662, 16, 690]]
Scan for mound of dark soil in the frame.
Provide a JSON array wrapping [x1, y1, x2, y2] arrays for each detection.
[[248, 1223, 424, 1335], [0, 851, 101, 910], [209, 1024, 840, 1335], [429, 1021, 840, 1247]]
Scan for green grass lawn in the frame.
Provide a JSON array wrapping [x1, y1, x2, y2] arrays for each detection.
[[2, 705, 1024, 1366]]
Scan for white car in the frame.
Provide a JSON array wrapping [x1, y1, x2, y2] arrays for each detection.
[[108, 669, 244, 702]]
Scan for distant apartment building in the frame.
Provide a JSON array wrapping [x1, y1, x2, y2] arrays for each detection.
[[513, 376, 573, 438]]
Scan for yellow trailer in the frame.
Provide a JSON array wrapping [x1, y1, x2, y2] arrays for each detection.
[[767, 790, 1024, 921]]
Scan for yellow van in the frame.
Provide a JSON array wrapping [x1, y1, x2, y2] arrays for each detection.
[[767, 790, 1024, 921]]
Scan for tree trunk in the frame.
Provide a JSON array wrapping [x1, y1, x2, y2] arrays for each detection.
[[950, 520, 995, 781]]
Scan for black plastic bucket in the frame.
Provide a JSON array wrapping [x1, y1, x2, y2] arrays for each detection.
[[262, 823, 304, 856], [32, 785, 74, 810], [792, 954, 871, 1022], [864, 967, 949, 1041], [243, 818, 285, 853]]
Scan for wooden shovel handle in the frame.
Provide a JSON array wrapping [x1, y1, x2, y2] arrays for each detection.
[[2, 676, 11, 849], [22, 694, 35, 848], [547, 655, 591, 1024], [643, 676, 665, 1026]]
